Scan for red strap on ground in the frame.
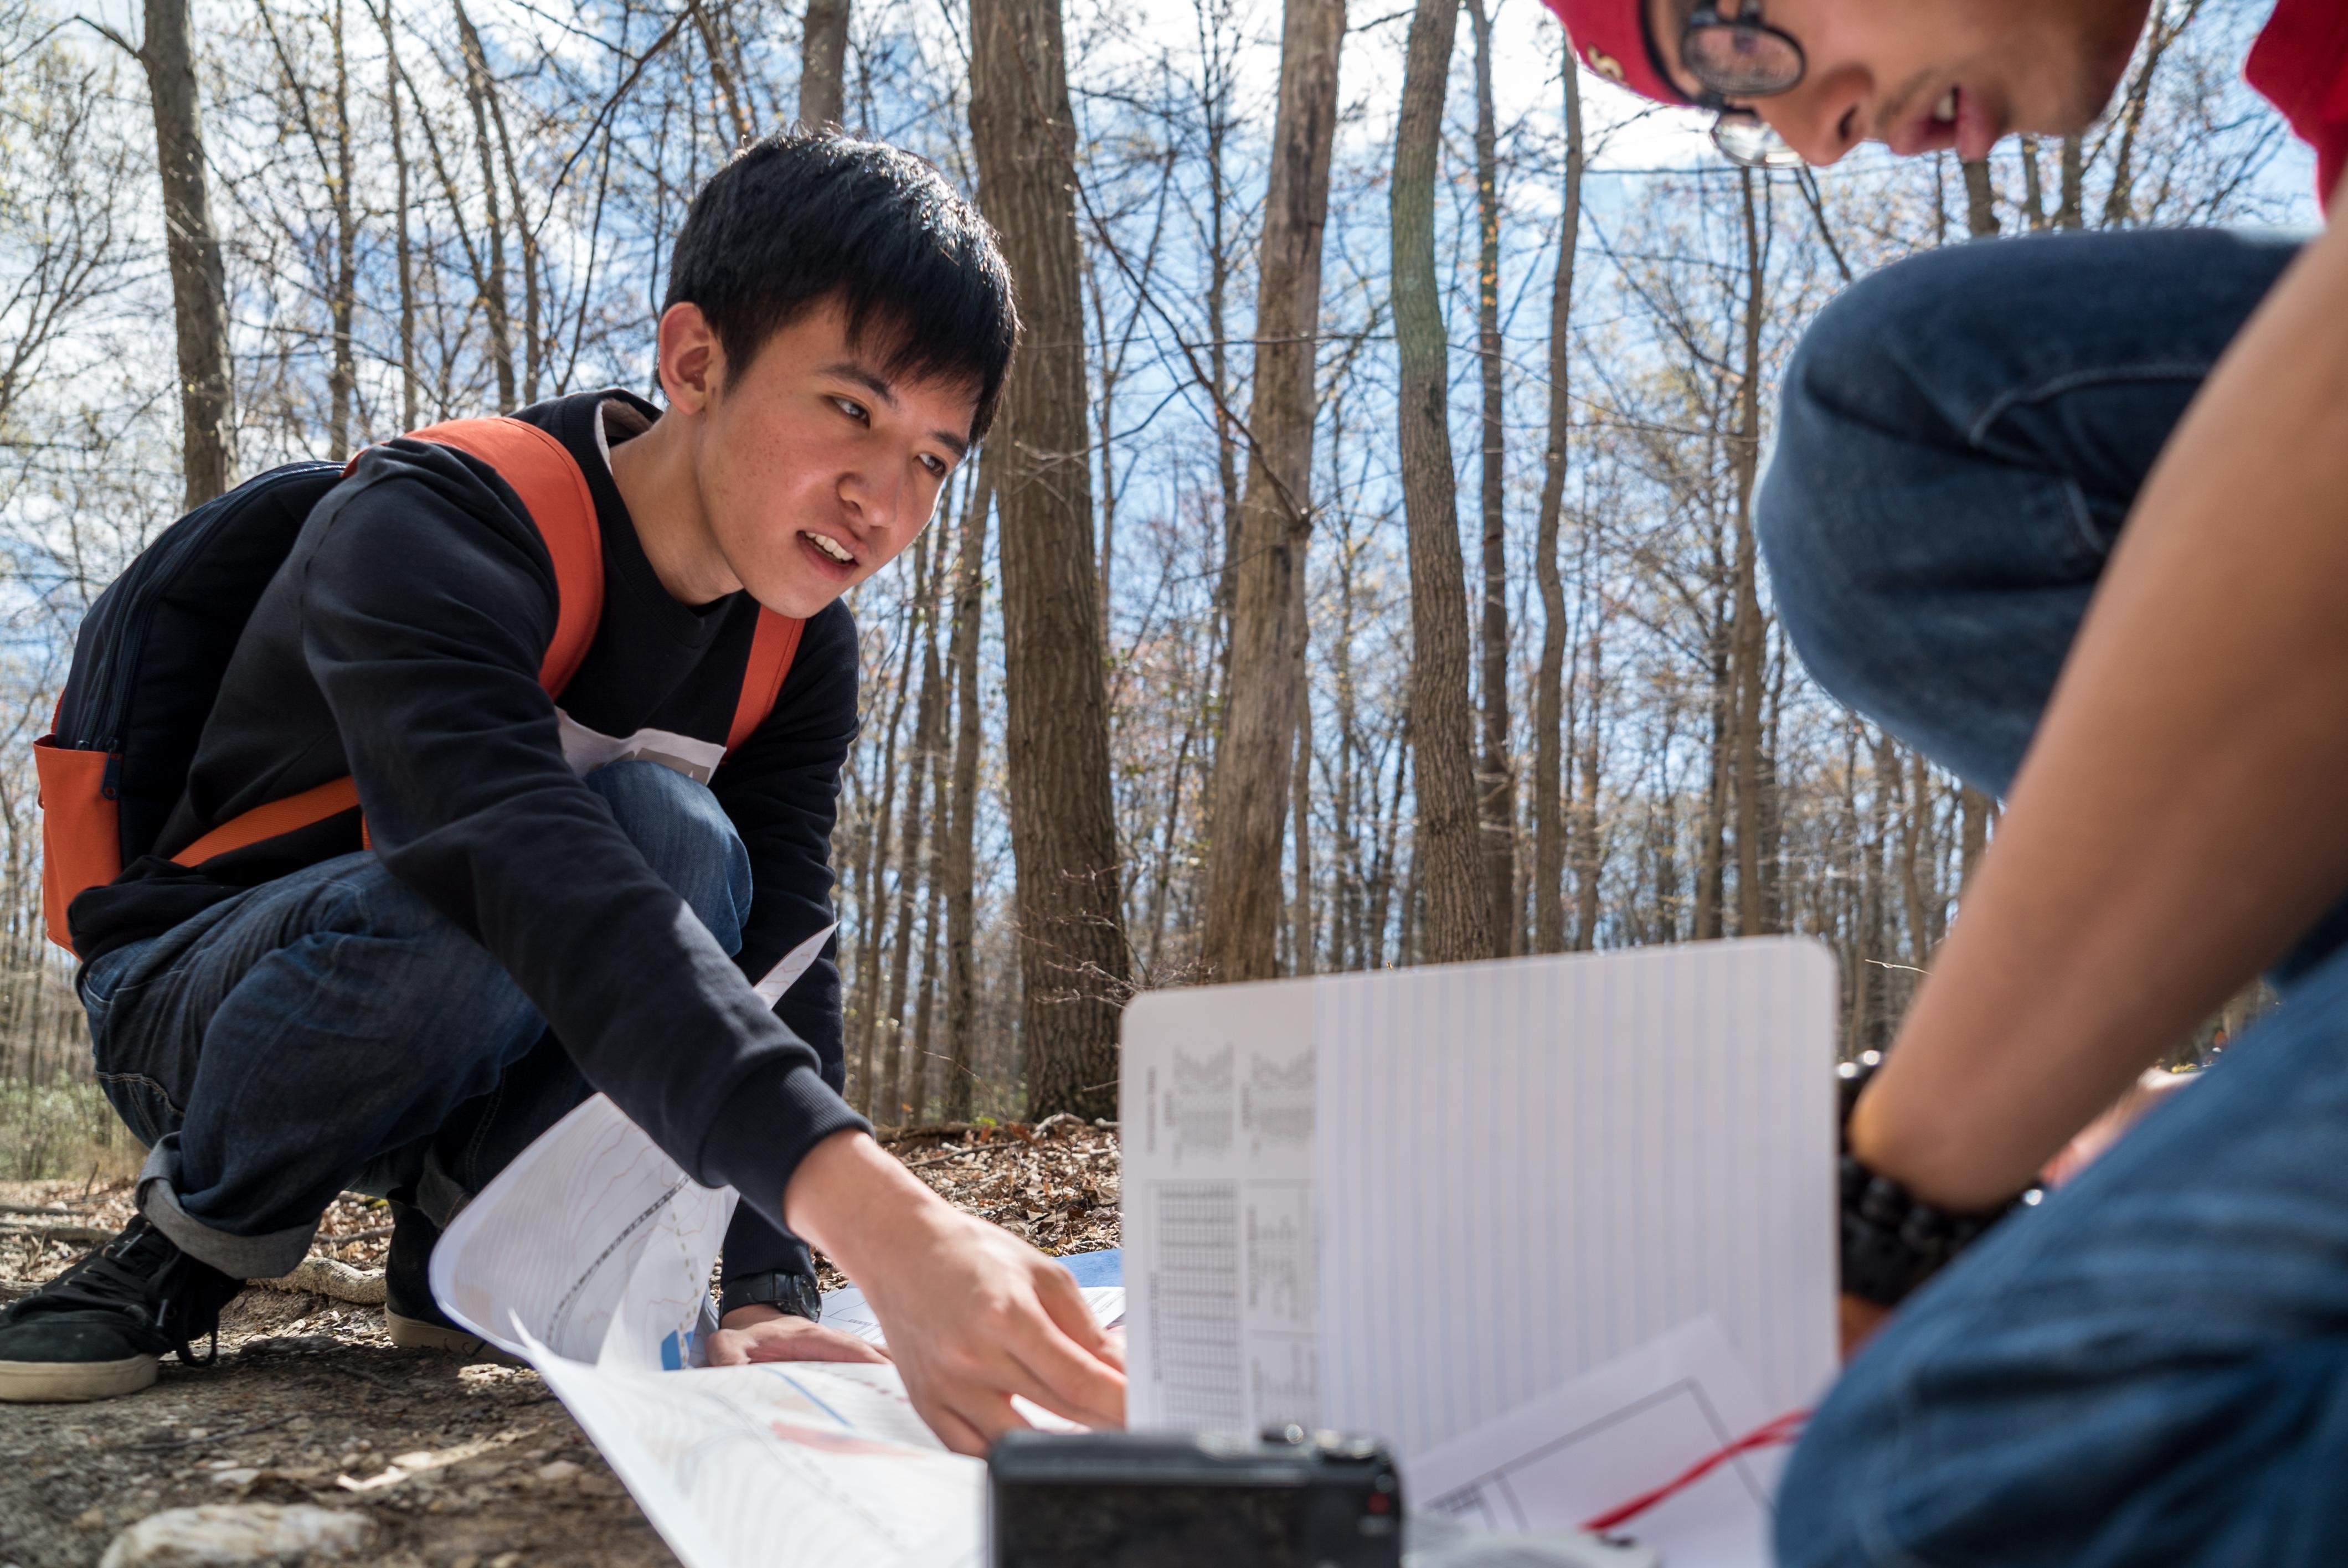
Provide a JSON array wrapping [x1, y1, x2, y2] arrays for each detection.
[[1579, 1409, 1808, 1534]]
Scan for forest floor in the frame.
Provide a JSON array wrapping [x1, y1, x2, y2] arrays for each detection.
[[0, 1118, 1121, 1568]]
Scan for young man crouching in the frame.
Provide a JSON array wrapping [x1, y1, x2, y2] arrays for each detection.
[[0, 130, 1124, 1456]]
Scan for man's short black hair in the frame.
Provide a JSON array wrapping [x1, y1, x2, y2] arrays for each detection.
[[663, 129, 1018, 442]]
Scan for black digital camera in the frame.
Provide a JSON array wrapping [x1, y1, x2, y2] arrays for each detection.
[[988, 1425, 1403, 1568]]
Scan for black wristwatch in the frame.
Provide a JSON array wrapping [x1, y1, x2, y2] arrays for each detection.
[[719, 1270, 823, 1322], [1838, 1056, 2037, 1308]]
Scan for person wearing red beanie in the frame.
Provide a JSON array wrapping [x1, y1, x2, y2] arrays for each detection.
[[1533, 1, 2348, 1565]]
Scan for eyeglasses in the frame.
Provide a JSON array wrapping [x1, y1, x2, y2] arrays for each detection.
[[1680, 2, 1805, 101], [1675, 2, 1807, 167], [1711, 110, 1802, 168]]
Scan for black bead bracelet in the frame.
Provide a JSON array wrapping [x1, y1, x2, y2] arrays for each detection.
[[1837, 1057, 2038, 1308]]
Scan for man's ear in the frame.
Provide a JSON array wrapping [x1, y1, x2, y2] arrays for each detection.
[[656, 302, 727, 416]]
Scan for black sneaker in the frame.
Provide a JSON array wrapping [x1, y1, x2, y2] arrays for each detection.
[[0, 1215, 243, 1402], [382, 1201, 511, 1361]]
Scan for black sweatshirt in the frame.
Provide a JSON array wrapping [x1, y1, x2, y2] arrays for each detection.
[[70, 390, 868, 1281]]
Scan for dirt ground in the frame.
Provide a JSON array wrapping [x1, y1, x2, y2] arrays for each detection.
[[0, 1118, 1121, 1568]]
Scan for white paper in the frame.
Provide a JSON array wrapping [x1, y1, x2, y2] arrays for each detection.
[[521, 1323, 984, 1568], [753, 922, 837, 1008], [1120, 940, 1837, 1538], [1410, 1318, 1781, 1567], [431, 1091, 735, 1368], [429, 922, 838, 1366], [1315, 940, 1838, 1454], [1121, 980, 1319, 1433], [429, 921, 1013, 1568]]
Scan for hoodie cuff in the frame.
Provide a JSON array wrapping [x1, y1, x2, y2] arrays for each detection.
[[697, 1060, 871, 1229]]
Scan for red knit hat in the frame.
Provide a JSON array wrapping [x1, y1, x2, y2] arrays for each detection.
[[1539, 0, 1692, 106]]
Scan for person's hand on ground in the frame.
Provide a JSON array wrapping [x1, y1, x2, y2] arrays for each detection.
[[2040, 1069, 2194, 1188], [707, 1303, 890, 1366], [781, 1129, 1126, 1455]]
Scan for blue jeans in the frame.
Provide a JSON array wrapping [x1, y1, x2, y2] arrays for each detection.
[[1760, 226, 2348, 1565], [81, 760, 750, 1280]]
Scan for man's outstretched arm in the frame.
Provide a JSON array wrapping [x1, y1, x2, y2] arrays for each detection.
[[1851, 194, 2348, 1211], [783, 1129, 1126, 1454]]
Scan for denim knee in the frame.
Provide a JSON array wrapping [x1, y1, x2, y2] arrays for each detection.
[[1757, 257, 1955, 731], [1758, 247, 2087, 796], [1770, 1354, 1893, 1568], [584, 759, 751, 952], [341, 864, 537, 1035]]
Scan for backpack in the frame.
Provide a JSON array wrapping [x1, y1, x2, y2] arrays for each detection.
[[34, 416, 804, 956]]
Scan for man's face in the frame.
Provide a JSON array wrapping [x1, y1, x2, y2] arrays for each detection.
[[680, 301, 976, 618], [1645, 0, 2155, 166]]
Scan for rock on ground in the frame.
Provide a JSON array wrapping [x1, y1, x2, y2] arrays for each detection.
[[97, 1503, 376, 1567]]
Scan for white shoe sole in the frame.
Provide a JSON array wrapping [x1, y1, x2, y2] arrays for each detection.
[[384, 1307, 519, 1364], [0, 1352, 159, 1403]]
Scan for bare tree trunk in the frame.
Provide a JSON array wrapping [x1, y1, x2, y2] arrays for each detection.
[[800, 0, 849, 126], [1531, 61, 1583, 955], [1198, 7, 1242, 739], [455, 2, 543, 403], [852, 625, 916, 1115], [1289, 549, 1316, 975], [969, 0, 1131, 1117], [133, 0, 236, 506], [1851, 730, 1889, 1053], [1957, 784, 1992, 894], [881, 534, 943, 1125], [1729, 170, 1770, 936], [1468, 0, 1512, 953], [2057, 135, 2084, 229], [908, 844, 946, 1121], [2103, 1, 2193, 229], [1571, 598, 1606, 949], [1961, 158, 1997, 238], [1144, 713, 1196, 974], [1329, 497, 1363, 968], [908, 657, 953, 1122], [1197, 0, 1342, 982], [688, 0, 753, 146], [328, 0, 358, 456], [1369, 706, 1410, 963], [2019, 135, 2048, 230], [940, 476, 992, 1121], [374, 3, 419, 431], [1894, 741, 1932, 969], [1761, 637, 1788, 927], [1694, 600, 1731, 940], [388, 37, 495, 417], [1392, 0, 1489, 965], [455, 2, 516, 410]]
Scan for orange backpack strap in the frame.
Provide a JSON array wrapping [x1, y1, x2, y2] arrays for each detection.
[[172, 418, 604, 871], [728, 610, 806, 751], [169, 777, 364, 868], [405, 417, 604, 693]]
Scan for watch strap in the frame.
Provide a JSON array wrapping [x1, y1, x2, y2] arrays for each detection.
[[719, 1269, 822, 1322]]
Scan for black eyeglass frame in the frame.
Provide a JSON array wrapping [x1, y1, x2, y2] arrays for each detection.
[[1677, 2, 1808, 111]]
